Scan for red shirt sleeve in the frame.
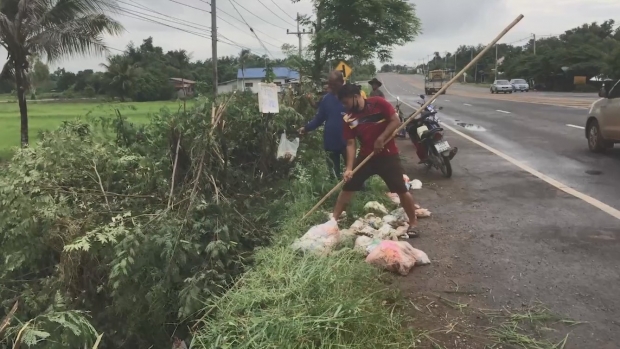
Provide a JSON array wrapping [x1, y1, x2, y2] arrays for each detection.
[[374, 97, 396, 119], [342, 117, 355, 140]]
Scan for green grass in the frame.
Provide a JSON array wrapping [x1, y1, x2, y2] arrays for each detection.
[[0, 100, 182, 161], [192, 176, 417, 348]]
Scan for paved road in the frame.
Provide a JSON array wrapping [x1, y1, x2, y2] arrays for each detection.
[[398, 74, 598, 108], [379, 72, 620, 348]]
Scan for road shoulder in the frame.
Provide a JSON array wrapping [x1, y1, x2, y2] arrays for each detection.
[[396, 136, 620, 349]]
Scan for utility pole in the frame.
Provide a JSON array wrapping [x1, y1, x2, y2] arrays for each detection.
[[532, 33, 536, 55], [494, 44, 498, 80], [211, 0, 217, 99], [287, 13, 312, 87], [454, 52, 457, 72]]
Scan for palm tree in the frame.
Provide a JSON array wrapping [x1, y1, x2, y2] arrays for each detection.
[[0, 0, 123, 146], [101, 55, 140, 102]]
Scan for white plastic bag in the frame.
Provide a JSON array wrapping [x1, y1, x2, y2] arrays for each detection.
[[354, 236, 382, 255], [291, 219, 341, 255], [277, 132, 299, 161], [364, 201, 388, 215]]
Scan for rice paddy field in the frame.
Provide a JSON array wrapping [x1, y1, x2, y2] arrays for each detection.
[[0, 100, 181, 161]]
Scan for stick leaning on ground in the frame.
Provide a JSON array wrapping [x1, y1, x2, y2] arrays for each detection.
[[301, 14, 525, 221]]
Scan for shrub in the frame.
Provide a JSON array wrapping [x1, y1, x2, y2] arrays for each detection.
[[0, 93, 317, 348]]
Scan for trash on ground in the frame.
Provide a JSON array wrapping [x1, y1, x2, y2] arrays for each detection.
[[291, 218, 341, 255], [276, 132, 300, 161], [364, 201, 388, 215], [364, 213, 383, 229], [415, 208, 432, 218], [327, 211, 347, 221], [386, 192, 400, 204], [354, 236, 382, 255], [365, 240, 430, 276], [409, 179, 423, 190]]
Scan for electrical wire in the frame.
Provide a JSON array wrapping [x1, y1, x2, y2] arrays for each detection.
[[269, 0, 296, 21], [115, 9, 268, 56], [227, 0, 274, 58], [154, 0, 285, 45], [256, 0, 295, 26], [121, 0, 283, 49], [199, 0, 288, 31]]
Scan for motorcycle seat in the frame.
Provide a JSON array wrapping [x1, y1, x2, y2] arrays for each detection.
[[421, 127, 443, 140]]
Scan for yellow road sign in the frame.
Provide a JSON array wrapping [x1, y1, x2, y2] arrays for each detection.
[[335, 61, 352, 79]]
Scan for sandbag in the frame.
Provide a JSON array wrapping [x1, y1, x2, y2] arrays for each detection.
[[276, 132, 299, 161], [291, 218, 341, 255], [365, 241, 430, 275]]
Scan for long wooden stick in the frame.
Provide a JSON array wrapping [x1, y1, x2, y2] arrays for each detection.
[[301, 14, 525, 221]]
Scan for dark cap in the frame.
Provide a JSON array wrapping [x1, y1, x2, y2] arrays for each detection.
[[368, 78, 382, 87]]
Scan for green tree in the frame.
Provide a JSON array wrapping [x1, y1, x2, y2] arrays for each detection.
[[101, 55, 140, 102], [0, 0, 123, 146], [28, 57, 50, 98], [296, 0, 421, 82]]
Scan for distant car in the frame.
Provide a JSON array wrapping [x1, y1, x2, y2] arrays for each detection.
[[490, 80, 513, 94], [585, 80, 620, 152], [510, 79, 529, 92]]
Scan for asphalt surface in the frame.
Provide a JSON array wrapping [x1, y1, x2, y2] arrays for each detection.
[[378, 73, 620, 348]]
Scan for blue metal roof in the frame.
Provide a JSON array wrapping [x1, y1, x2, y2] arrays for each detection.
[[237, 67, 299, 80]]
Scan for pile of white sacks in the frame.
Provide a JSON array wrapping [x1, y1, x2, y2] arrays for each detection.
[[292, 200, 432, 276]]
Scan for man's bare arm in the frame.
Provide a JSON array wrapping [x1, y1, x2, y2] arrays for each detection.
[[345, 139, 356, 170]]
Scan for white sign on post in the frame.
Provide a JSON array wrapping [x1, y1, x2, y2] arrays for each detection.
[[258, 83, 279, 114]]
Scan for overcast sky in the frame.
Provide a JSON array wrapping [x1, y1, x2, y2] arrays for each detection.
[[1, 0, 619, 72]]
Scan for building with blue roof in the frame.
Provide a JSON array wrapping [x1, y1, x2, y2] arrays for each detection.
[[218, 67, 299, 94]]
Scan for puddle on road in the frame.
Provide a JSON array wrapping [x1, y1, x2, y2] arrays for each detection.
[[585, 170, 602, 175], [455, 122, 486, 131]]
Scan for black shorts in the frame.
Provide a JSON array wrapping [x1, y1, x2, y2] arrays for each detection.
[[343, 154, 408, 193]]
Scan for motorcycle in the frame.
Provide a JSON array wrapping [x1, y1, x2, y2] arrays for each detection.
[[405, 94, 457, 178]]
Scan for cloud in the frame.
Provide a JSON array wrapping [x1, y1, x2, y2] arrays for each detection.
[[1, 0, 619, 72]]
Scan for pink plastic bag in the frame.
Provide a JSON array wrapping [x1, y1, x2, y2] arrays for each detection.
[[365, 241, 430, 275]]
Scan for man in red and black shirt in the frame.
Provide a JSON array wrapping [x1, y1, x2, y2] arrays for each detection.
[[333, 84, 421, 237]]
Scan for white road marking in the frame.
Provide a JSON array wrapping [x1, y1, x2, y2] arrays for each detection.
[[381, 82, 620, 221], [566, 124, 585, 130], [445, 100, 451, 102], [464, 103, 472, 106], [496, 110, 511, 114]]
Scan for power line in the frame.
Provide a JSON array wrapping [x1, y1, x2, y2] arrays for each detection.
[[269, 0, 296, 21], [116, 9, 268, 56], [227, 0, 274, 58], [200, 0, 288, 31], [115, 1, 281, 55], [123, 0, 284, 49], [114, 4, 213, 33], [257, 0, 296, 26], [160, 0, 285, 46]]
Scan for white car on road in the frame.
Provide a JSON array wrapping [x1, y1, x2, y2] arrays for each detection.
[[490, 80, 513, 94], [510, 79, 530, 92], [586, 80, 620, 152]]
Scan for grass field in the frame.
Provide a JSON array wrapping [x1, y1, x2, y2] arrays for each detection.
[[0, 100, 182, 161]]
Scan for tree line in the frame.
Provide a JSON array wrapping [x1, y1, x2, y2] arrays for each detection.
[[381, 19, 620, 91]]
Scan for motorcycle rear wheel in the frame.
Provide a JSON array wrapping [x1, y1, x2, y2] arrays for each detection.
[[429, 149, 452, 178]]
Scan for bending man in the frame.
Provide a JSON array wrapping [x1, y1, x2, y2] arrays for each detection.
[[333, 84, 421, 237]]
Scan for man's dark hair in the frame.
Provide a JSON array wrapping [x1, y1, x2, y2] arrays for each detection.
[[337, 83, 360, 100]]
